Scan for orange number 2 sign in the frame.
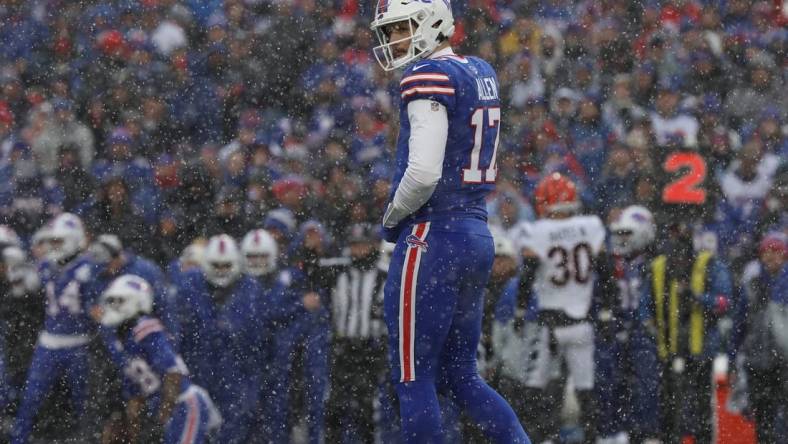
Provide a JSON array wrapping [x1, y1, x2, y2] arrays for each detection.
[[662, 152, 707, 205]]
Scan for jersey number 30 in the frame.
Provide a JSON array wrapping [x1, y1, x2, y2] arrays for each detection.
[[548, 243, 592, 287], [462, 107, 501, 184]]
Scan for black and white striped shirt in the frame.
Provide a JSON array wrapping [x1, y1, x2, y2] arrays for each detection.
[[330, 262, 387, 339]]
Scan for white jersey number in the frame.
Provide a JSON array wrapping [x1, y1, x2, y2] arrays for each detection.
[[46, 281, 83, 316], [124, 357, 161, 396], [462, 107, 500, 184]]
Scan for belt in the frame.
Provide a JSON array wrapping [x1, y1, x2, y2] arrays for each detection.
[[38, 331, 91, 349]]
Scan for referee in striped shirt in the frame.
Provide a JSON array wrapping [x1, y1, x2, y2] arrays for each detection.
[[325, 223, 389, 443]]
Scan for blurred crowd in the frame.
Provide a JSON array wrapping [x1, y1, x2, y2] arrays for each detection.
[[0, 0, 786, 442]]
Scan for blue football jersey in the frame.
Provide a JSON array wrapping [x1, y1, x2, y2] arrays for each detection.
[[102, 316, 190, 402], [40, 257, 101, 336], [391, 52, 502, 227]]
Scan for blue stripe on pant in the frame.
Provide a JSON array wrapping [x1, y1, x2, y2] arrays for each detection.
[[11, 344, 89, 444], [383, 221, 531, 444]]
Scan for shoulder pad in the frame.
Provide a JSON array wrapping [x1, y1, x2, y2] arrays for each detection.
[[74, 263, 92, 282], [400, 60, 455, 105]]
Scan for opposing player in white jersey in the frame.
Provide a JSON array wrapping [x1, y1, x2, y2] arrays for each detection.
[[512, 173, 606, 443]]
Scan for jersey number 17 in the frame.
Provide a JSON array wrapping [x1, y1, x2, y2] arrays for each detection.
[[462, 107, 500, 184]]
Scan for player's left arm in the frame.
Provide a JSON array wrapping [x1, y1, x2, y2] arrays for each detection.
[[125, 396, 145, 442], [158, 371, 183, 425], [383, 99, 449, 228], [137, 328, 187, 424]]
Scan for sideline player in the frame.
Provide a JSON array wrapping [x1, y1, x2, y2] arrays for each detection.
[[11, 214, 99, 444], [511, 173, 607, 443], [93, 274, 221, 443], [596, 205, 661, 444], [370, 0, 530, 441]]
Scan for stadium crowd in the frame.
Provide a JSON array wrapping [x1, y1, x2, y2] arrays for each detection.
[[0, 0, 786, 442]]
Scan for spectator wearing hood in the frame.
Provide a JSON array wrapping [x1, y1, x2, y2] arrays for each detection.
[[91, 127, 161, 224], [724, 50, 785, 131], [56, 144, 95, 212], [30, 99, 94, 175], [684, 50, 729, 97], [649, 79, 699, 149], [503, 52, 545, 110], [165, 163, 216, 241], [550, 87, 579, 132], [595, 144, 639, 216], [0, 142, 63, 241], [696, 94, 739, 174], [205, 185, 250, 238], [81, 175, 152, 258], [602, 74, 647, 140]]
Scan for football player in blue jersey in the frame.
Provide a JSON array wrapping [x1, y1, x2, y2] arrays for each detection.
[[595, 206, 661, 444], [94, 274, 221, 444], [370, 0, 530, 441], [239, 228, 310, 444], [174, 234, 266, 444], [265, 221, 333, 444], [88, 234, 180, 345], [11, 213, 100, 444]]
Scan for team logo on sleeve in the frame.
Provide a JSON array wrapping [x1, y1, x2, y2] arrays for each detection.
[[406, 234, 429, 252]]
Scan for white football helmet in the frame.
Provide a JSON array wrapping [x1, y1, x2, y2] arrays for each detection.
[[179, 240, 206, 272], [0, 225, 21, 249], [609, 205, 656, 256], [99, 274, 154, 327], [370, 0, 455, 71], [241, 229, 278, 276], [203, 234, 242, 287], [41, 213, 87, 263]]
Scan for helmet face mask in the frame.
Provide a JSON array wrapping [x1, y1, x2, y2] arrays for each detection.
[[207, 261, 235, 287], [610, 229, 634, 256], [373, 19, 420, 71], [243, 253, 271, 276]]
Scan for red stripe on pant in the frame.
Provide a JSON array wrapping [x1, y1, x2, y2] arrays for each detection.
[[179, 395, 200, 444], [401, 222, 427, 382]]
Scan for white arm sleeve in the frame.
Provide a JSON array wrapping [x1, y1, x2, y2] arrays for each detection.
[[383, 100, 448, 228]]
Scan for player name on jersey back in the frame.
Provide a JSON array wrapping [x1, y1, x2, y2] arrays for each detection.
[[476, 77, 499, 101]]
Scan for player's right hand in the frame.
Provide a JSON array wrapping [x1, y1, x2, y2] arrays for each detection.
[[90, 305, 104, 323]]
